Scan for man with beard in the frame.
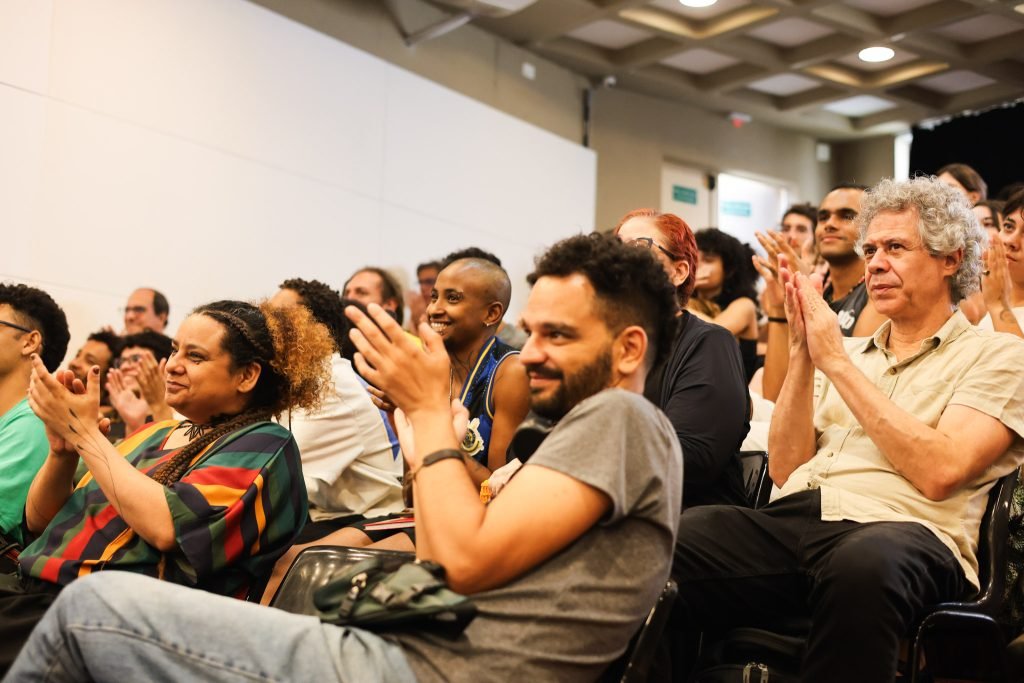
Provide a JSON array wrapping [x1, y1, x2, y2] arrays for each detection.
[[9, 234, 682, 683]]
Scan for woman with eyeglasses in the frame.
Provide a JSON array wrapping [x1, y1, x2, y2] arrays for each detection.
[[0, 300, 334, 674], [615, 209, 751, 508]]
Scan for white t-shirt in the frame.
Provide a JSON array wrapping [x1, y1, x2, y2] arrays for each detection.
[[279, 354, 403, 519], [977, 305, 1024, 332]]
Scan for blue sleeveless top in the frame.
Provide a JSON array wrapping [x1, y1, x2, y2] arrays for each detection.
[[458, 336, 519, 467]]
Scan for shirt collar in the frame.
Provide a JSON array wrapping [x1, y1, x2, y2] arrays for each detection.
[[860, 308, 969, 356]]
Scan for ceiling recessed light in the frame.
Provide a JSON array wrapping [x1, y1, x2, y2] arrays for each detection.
[[679, 0, 718, 7], [859, 46, 895, 63]]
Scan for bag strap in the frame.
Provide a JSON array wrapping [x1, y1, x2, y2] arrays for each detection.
[[313, 557, 383, 614], [369, 571, 444, 607]]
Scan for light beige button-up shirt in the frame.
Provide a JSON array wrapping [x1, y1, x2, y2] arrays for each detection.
[[777, 310, 1024, 588]]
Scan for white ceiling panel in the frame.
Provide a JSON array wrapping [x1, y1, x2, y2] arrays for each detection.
[[930, 15, 1024, 43], [566, 20, 653, 49], [747, 17, 835, 47], [916, 69, 997, 94], [823, 95, 897, 116], [660, 47, 741, 74], [840, 0, 938, 18], [748, 73, 820, 96]]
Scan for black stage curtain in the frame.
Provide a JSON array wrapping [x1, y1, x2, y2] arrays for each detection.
[[909, 101, 1024, 199]]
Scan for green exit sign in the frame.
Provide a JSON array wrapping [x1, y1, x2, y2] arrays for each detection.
[[721, 200, 752, 217], [672, 185, 698, 205]]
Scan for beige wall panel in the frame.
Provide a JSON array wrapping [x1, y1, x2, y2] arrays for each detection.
[[834, 135, 897, 187], [0, 0, 53, 93], [589, 88, 831, 230]]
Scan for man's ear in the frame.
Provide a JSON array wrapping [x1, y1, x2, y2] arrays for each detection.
[[943, 247, 963, 278], [383, 298, 399, 314], [19, 330, 43, 359], [613, 325, 648, 377], [236, 362, 262, 394]]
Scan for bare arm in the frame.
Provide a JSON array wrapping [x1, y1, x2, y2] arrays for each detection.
[[767, 269, 818, 485], [795, 276, 1015, 500], [821, 363, 1012, 499], [983, 239, 1024, 338], [28, 359, 177, 550], [485, 355, 531, 473], [25, 451, 79, 533], [753, 253, 788, 402], [711, 297, 758, 338]]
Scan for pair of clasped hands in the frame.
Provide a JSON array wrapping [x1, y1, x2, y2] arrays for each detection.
[[27, 357, 108, 459], [752, 229, 847, 374]]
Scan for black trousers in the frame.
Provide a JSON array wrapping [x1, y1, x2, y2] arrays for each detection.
[[0, 577, 62, 676], [672, 490, 968, 682]]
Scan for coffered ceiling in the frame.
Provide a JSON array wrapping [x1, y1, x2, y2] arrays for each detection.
[[462, 0, 1024, 139]]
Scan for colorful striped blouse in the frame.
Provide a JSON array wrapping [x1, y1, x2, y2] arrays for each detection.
[[19, 420, 307, 598]]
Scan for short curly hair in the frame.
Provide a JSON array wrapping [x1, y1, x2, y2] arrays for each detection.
[[0, 283, 70, 372], [280, 278, 346, 353], [87, 329, 124, 359], [527, 233, 679, 369], [857, 176, 985, 305], [152, 300, 334, 485], [193, 300, 334, 418], [121, 330, 173, 361]]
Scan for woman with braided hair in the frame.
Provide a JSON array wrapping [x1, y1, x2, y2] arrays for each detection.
[[0, 300, 333, 674]]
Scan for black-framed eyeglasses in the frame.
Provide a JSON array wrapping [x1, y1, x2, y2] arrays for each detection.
[[625, 236, 677, 259], [0, 320, 33, 335], [122, 305, 149, 316]]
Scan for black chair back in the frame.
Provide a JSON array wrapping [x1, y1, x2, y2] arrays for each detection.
[[738, 451, 771, 509]]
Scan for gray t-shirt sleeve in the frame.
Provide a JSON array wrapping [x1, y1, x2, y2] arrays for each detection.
[[526, 388, 682, 525]]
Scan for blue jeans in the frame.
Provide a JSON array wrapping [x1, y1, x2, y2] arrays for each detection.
[[4, 572, 418, 683]]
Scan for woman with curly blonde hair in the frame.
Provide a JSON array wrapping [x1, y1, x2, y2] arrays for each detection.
[[0, 300, 334, 673]]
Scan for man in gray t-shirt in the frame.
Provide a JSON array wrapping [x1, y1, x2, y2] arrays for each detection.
[[7, 234, 683, 683]]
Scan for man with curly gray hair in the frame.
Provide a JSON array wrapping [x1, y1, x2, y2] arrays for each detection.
[[673, 175, 1024, 681]]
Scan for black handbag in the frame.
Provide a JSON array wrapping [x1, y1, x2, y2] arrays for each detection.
[[313, 556, 477, 638]]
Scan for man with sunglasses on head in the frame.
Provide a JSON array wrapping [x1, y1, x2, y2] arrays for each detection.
[[0, 283, 69, 547]]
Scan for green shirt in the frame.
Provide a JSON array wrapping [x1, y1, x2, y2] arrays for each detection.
[[0, 398, 49, 545]]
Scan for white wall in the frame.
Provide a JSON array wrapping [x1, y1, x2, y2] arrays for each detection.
[[0, 0, 596, 359]]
